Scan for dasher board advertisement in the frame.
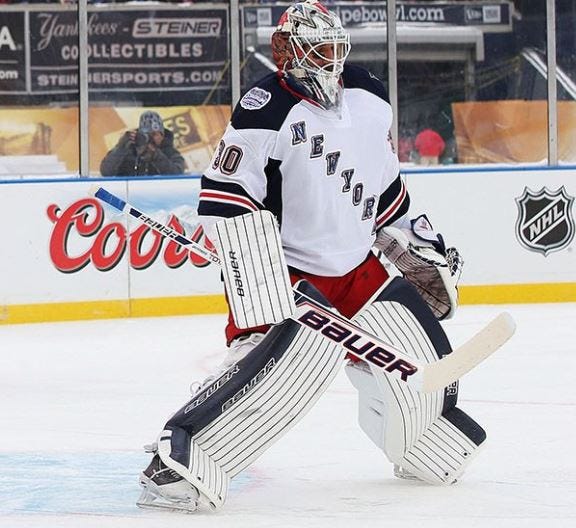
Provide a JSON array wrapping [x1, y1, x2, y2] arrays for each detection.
[[0, 177, 224, 323], [0, 11, 26, 93], [1, 168, 575, 324]]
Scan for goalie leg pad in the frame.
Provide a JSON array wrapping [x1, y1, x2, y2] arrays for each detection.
[[397, 407, 486, 485], [215, 210, 296, 329], [347, 276, 486, 485], [158, 281, 344, 510]]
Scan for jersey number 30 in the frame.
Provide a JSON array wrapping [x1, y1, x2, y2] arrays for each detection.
[[212, 140, 243, 175]]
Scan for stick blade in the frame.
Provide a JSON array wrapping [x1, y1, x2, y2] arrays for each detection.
[[421, 312, 516, 393]]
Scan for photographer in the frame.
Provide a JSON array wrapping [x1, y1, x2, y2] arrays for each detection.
[[100, 110, 186, 176]]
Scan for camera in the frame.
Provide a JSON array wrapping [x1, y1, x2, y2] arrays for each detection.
[[135, 131, 150, 149]]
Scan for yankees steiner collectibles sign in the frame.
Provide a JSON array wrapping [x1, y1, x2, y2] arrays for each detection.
[[515, 187, 575, 256]]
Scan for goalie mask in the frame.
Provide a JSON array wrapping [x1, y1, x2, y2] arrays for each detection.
[[271, 1, 351, 110]]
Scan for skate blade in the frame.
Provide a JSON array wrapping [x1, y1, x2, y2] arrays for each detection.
[[136, 497, 198, 513], [393, 464, 423, 482], [137, 477, 198, 513]]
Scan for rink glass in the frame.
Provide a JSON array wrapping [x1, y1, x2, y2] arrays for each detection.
[[0, 1, 573, 178]]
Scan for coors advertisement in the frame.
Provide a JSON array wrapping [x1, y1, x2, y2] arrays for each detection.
[[47, 197, 215, 273], [46, 183, 215, 274], [1, 6, 228, 96]]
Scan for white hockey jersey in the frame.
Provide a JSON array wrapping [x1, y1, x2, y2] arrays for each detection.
[[199, 65, 409, 276]]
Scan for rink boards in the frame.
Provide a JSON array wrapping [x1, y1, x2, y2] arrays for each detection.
[[1, 167, 575, 324]]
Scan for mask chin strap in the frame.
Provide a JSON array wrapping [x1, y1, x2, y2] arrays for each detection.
[[289, 66, 342, 110], [314, 72, 341, 108]]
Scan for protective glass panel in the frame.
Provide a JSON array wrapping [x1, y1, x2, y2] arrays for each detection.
[[397, 1, 548, 167], [0, 2, 80, 180], [556, 0, 576, 164], [87, 1, 232, 177], [241, 3, 284, 93]]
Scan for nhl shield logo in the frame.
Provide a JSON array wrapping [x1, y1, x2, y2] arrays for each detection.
[[515, 187, 575, 256]]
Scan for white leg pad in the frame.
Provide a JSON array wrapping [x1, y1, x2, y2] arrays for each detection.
[[158, 306, 345, 510], [158, 431, 229, 511], [196, 328, 343, 477], [347, 297, 485, 485], [345, 361, 386, 449], [396, 414, 484, 485]]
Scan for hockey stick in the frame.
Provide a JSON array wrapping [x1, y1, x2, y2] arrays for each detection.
[[91, 186, 515, 393]]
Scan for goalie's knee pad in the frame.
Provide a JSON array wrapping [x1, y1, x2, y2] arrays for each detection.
[[347, 276, 486, 485], [156, 280, 344, 510]]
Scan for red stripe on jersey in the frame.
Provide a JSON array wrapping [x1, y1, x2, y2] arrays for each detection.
[[376, 180, 407, 229], [199, 190, 259, 212]]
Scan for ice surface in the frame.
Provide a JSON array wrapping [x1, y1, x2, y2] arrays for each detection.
[[0, 304, 575, 527]]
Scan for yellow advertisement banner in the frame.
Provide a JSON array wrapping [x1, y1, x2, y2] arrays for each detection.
[[452, 100, 576, 164], [0, 105, 231, 175]]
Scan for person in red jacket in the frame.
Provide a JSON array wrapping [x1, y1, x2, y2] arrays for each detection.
[[414, 128, 445, 165]]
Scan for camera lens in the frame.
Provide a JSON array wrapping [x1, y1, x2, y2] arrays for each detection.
[[135, 131, 149, 148]]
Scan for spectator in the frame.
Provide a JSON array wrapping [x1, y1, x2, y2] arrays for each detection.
[[397, 135, 415, 163], [100, 110, 186, 176], [414, 128, 446, 165]]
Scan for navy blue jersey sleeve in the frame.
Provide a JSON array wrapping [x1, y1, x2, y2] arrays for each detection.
[[342, 64, 390, 103], [231, 73, 299, 132], [375, 174, 411, 230]]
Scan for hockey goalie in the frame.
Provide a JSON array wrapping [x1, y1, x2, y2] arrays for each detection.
[[136, 1, 488, 512]]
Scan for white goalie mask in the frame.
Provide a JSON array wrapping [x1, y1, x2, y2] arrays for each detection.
[[271, 1, 351, 110]]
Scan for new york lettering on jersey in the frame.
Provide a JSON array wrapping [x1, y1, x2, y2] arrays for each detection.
[[199, 64, 409, 276]]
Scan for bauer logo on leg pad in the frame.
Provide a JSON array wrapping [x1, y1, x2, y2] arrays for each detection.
[[184, 365, 240, 414], [222, 358, 276, 412]]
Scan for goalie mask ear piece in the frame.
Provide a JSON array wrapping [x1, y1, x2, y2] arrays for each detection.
[[271, 31, 293, 71]]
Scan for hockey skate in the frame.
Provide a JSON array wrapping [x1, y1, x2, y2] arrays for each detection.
[[137, 447, 200, 513], [393, 464, 423, 482]]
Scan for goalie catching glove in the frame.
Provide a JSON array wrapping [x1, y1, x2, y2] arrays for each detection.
[[374, 214, 463, 320]]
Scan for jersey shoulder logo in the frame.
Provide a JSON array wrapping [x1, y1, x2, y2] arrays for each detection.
[[240, 87, 272, 110]]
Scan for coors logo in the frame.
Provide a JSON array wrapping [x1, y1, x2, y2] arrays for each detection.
[[48, 198, 214, 272], [515, 187, 575, 256]]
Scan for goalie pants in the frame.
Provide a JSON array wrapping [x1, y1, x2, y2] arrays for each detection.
[[224, 252, 390, 345]]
